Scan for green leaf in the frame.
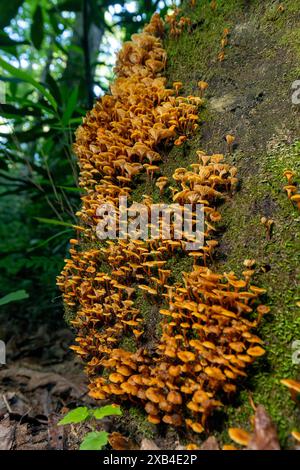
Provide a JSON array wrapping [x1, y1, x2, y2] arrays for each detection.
[[93, 404, 122, 420], [35, 217, 75, 228], [79, 431, 108, 451], [0, 289, 29, 307], [45, 73, 62, 107], [30, 5, 44, 50], [0, 0, 24, 29], [27, 229, 72, 252], [0, 57, 57, 111], [62, 86, 79, 125], [58, 407, 90, 425]]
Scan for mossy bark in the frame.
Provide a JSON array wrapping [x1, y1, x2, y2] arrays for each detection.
[[66, 1, 300, 448], [160, 0, 300, 447]]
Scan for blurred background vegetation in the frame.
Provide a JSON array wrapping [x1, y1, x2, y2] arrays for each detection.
[[0, 0, 175, 325]]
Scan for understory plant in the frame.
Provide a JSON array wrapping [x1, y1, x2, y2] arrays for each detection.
[[58, 404, 122, 450]]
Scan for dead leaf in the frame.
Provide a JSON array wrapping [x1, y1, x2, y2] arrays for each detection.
[[247, 405, 280, 450], [48, 413, 65, 450], [0, 418, 15, 450], [0, 367, 85, 397], [140, 438, 160, 450], [200, 436, 220, 450], [109, 432, 137, 450]]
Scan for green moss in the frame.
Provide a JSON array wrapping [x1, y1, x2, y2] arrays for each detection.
[[210, 142, 300, 446], [165, 0, 241, 95], [164, 1, 300, 446], [119, 335, 137, 353], [128, 406, 157, 439]]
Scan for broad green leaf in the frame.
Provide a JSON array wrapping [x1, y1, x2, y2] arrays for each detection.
[[79, 431, 108, 451], [35, 217, 75, 228], [0, 57, 57, 111], [62, 86, 79, 125], [58, 407, 90, 425], [30, 5, 44, 50], [0, 0, 24, 29], [0, 289, 29, 306], [93, 404, 122, 420]]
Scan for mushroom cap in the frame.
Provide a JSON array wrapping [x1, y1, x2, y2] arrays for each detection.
[[145, 387, 164, 403], [145, 402, 159, 415], [159, 400, 173, 413], [167, 391, 182, 405], [186, 444, 199, 450], [109, 373, 124, 383], [163, 414, 182, 426], [291, 430, 300, 442], [280, 378, 300, 392], [148, 414, 161, 424], [168, 365, 181, 377], [243, 258, 256, 267], [247, 346, 265, 357], [197, 80, 208, 90], [228, 428, 250, 446], [177, 350, 196, 362], [225, 134, 235, 145], [204, 366, 226, 381], [116, 365, 132, 376], [186, 419, 204, 433], [257, 304, 270, 315]]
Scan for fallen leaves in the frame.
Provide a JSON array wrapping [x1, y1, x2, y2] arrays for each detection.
[[0, 418, 14, 450], [247, 405, 280, 450]]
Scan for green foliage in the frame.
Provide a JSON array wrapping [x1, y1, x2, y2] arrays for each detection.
[[0, 0, 24, 29], [30, 5, 44, 50], [0, 0, 173, 324], [0, 56, 57, 110], [58, 404, 122, 450], [0, 289, 29, 306], [93, 404, 122, 419], [58, 406, 90, 425], [79, 431, 109, 451]]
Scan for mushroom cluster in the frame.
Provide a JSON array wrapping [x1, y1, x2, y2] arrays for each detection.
[[165, 8, 192, 38], [57, 13, 268, 435]]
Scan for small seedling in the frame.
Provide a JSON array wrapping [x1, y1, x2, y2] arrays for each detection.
[[58, 404, 122, 450]]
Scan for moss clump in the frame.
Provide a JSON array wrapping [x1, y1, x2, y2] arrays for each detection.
[[202, 142, 300, 446], [128, 406, 157, 439], [165, 0, 242, 94], [118, 335, 137, 353]]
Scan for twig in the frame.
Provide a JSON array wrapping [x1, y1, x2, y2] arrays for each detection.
[[2, 394, 12, 414]]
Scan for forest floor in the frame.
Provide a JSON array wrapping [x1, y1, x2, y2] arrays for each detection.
[[1, 0, 300, 450], [0, 317, 92, 449]]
